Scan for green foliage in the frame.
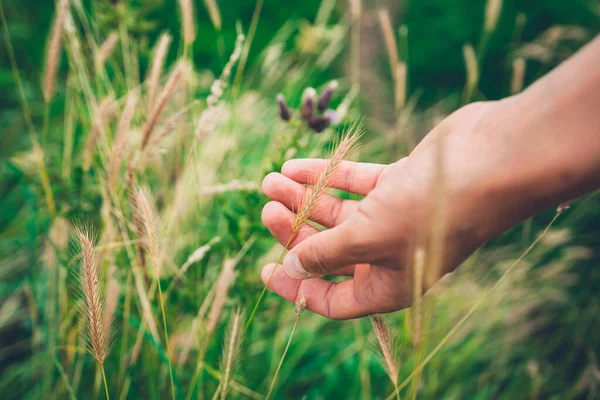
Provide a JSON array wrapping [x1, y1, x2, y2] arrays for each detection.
[[0, 0, 599, 399]]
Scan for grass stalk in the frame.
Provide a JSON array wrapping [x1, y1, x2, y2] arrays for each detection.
[[157, 277, 176, 400], [385, 212, 562, 400], [102, 364, 111, 400], [265, 301, 303, 400]]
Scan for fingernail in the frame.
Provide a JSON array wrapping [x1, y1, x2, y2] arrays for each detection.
[[283, 254, 311, 280]]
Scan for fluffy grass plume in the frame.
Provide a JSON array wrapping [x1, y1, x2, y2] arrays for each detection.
[[291, 123, 362, 234], [462, 44, 479, 104], [135, 187, 176, 400], [245, 122, 362, 335], [511, 58, 526, 95], [146, 33, 172, 113], [220, 309, 244, 400], [484, 0, 503, 33], [207, 258, 237, 336], [141, 61, 184, 152], [204, 0, 222, 31], [83, 95, 116, 172], [179, 0, 196, 46], [75, 226, 110, 364], [95, 32, 119, 73], [371, 315, 400, 399], [43, 0, 69, 103], [107, 91, 138, 190]]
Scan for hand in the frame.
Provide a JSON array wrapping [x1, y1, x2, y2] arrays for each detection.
[[261, 101, 513, 319], [262, 47, 600, 318]]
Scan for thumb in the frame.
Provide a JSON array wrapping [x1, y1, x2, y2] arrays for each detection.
[[282, 217, 372, 279]]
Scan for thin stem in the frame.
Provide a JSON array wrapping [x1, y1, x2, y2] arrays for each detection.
[[185, 340, 208, 400], [52, 352, 77, 400], [157, 278, 176, 400], [243, 235, 295, 336], [232, 0, 263, 96], [384, 212, 561, 400], [102, 364, 110, 400], [265, 314, 300, 400]]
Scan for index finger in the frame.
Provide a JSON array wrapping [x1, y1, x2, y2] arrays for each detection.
[[281, 159, 388, 196]]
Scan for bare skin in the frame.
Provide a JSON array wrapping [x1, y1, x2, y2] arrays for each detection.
[[261, 35, 600, 320]]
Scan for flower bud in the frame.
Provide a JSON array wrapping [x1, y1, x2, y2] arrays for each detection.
[[276, 94, 292, 121], [307, 114, 330, 133], [300, 87, 316, 120], [325, 109, 340, 125], [317, 80, 338, 111]]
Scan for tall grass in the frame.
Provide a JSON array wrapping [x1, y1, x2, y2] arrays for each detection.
[[0, 1, 595, 399]]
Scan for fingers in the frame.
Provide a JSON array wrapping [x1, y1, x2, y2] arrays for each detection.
[[262, 172, 358, 228], [261, 263, 372, 319], [261, 201, 318, 249], [262, 202, 356, 276], [281, 159, 387, 196], [282, 215, 372, 279]]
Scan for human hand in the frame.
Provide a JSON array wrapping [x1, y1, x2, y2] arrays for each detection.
[[261, 67, 600, 319]]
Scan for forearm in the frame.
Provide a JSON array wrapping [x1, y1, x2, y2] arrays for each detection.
[[479, 35, 600, 237]]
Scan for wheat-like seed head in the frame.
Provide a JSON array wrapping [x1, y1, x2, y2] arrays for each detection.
[[370, 315, 399, 387], [146, 33, 172, 113], [95, 32, 119, 73], [295, 295, 307, 315], [204, 0, 222, 31], [484, 0, 503, 33], [291, 123, 362, 234], [107, 91, 138, 191], [126, 166, 146, 269], [103, 265, 120, 351], [220, 309, 243, 400], [206, 259, 237, 336], [463, 44, 479, 90], [141, 61, 184, 151], [83, 95, 116, 172], [135, 187, 162, 277], [411, 248, 425, 348], [179, 0, 196, 45], [43, 0, 69, 104], [75, 226, 109, 364], [378, 9, 400, 76], [511, 58, 526, 95]]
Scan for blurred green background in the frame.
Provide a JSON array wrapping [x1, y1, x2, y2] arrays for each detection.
[[1, 0, 599, 399]]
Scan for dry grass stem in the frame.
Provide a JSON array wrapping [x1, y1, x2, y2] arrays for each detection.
[[378, 9, 399, 74], [135, 188, 161, 276], [204, 0, 222, 31], [207, 33, 245, 107], [179, 0, 196, 45], [265, 296, 306, 400], [462, 44, 479, 104], [126, 167, 146, 269], [44, 0, 69, 103], [103, 265, 120, 348], [511, 58, 526, 95], [83, 95, 116, 172], [146, 33, 172, 112], [96, 32, 119, 73], [141, 62, 184, 152], [107, 91, 138, 190], [412, 248, 425, 347], [207, 259, 237, 336], [484, 0, 503, 33], [220, 310, 243, 400]]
